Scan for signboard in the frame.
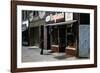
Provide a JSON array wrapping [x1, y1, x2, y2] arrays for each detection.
[[45, 12, 64, 23], [65, 12, 73, 21], [29, 11, 45, 22]]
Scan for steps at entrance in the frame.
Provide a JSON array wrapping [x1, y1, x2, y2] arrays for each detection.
[[51, 45, 59, 53], [51, 45, 77, 57], [65, 47, 76, 57]]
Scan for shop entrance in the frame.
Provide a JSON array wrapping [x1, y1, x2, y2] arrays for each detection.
[[45, 20, 78, 57], [49, 25, 67, 53]]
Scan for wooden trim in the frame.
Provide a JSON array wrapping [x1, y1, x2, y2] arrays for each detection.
[[13, 1, 96, 9], [11, 1, 17, 72], [94, 6, 97, 67]]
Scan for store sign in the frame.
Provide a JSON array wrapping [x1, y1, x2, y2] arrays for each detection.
[[39, 11, 45, 19], [22, 20, 29, 31], [29, 12, 40, 22], [29, 12, 33, 22], [45, 13, 64, 22], [65, 12, 73, 21]]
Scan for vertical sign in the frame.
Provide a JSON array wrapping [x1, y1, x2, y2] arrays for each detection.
[[65, 12, 73, 21]]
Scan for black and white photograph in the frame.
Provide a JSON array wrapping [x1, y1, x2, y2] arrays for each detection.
[[22, 11, 90, 62]]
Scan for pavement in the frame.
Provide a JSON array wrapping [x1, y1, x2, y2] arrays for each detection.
[[22, 46, 77, 62]]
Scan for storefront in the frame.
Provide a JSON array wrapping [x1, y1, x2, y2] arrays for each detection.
[[22, 11, 90, 58]]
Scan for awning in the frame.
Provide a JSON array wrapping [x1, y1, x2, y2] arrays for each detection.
[[45, 20, 77, 26]]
